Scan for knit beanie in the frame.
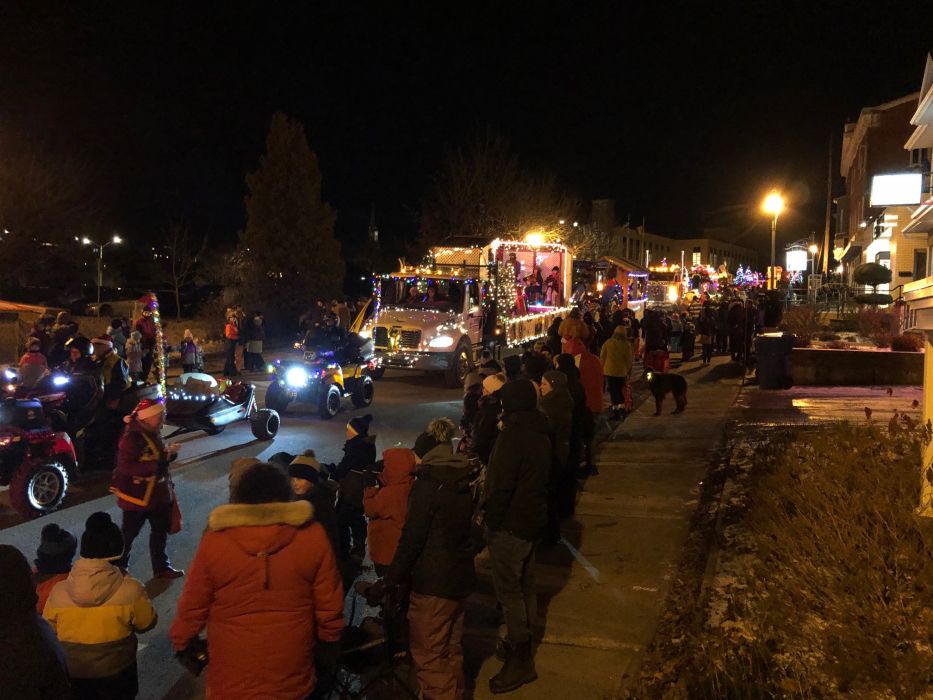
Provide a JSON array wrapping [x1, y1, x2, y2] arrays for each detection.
[[232, 462, 292, 505], [80, 512, 124, 560], [542, 369, 568, 391], [482, 373, 506, 395], [0, 545, 38, 614], [347, 414, 373, 438], [500, 378, 538, 414], [35, 523, 77, 574], [503, 355, 522, 380], [289, 451, 322, 483]]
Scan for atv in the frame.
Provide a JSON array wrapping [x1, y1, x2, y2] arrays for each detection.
[[265, 331, 377, 419], [0, 398, 77, 519], [165, 373, 280, 440]]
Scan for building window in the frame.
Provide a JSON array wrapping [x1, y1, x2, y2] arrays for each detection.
[[914, 249, 928, 280]]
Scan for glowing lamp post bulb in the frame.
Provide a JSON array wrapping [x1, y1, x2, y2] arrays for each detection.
[[762, 191, 785, 290]]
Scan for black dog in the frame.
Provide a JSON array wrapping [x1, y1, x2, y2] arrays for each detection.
[[645, 371, 687, 415]]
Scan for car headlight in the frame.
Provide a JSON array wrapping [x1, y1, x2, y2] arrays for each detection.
[[52, 375, 69, 387], [285, 367, 309, 388], [428, 335, 455, 349]]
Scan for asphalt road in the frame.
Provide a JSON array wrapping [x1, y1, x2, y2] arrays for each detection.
[[0, 368, 462, 700]]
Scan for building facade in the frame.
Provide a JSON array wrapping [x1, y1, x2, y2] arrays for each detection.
[[837, 92, 924, 290], [606, 223, 758, 271]]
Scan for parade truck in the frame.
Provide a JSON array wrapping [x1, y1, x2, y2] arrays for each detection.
[[361, 235, 573, 387]]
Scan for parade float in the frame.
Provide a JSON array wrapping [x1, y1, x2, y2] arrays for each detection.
[[362, 234, 573, 386]]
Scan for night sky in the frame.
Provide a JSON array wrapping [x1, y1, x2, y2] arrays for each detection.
[[0, 2, 929, 256]]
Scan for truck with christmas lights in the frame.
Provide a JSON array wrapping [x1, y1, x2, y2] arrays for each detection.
[[362, 235, 573, 386]]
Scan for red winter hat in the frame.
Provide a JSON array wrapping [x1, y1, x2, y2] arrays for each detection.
[[125, 397, 165, 424]]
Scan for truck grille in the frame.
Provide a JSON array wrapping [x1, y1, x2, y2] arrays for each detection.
[[373, 327, 421, 349], [399, 330, 421, 348]]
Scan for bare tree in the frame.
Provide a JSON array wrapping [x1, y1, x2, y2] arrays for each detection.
[[164, 220, 207, 319]]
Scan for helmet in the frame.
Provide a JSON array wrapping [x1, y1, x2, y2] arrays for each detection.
[[65, 335, 93, 358]]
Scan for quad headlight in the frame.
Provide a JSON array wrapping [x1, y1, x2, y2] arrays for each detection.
[[285, 367, 310, 388], [52, 375, 70, 387], [428, 335, 455, 349]]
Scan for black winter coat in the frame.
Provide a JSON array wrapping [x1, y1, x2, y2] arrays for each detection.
[[299, 483, 340, 554], [331, 435, 377, 507], [485, 409, 551, 541], [388, 445, 476, 599], [471, 393, 501, 465], [539, 387, 573, 465], [0, 610, 71, 700]]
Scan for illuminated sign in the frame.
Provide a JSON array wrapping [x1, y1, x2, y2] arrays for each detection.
[[870, 173, 923, 207], [785, 248, 808, 272]]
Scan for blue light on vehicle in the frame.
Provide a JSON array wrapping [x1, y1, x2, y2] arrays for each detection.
[[52, 375, 70, 387], [285, 367, 309, 388], [3, 369, 16, 380]]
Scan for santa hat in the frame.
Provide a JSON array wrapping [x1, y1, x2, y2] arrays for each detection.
[[91, 336, 114, 351], [125, 397, 165, 423]]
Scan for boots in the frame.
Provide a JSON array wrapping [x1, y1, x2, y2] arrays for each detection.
[[489, 640, 537, 694]]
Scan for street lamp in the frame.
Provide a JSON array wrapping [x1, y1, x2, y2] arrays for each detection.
[[762, 191, 785, 290], [82, 234, 122, 314], [808, 243, 819, 276]]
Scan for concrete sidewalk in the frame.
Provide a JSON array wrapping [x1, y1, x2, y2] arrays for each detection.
[[466, 355, 746, 699]]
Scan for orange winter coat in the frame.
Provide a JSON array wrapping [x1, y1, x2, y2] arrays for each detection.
[[169, 500, 344, 700], [363, 448, 416, 567]]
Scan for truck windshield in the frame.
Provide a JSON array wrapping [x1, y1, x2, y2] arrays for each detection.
[[383, 278, 464, 312]]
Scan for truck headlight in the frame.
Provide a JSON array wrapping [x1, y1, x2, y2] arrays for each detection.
[[285, 367, 309, 388], [358, 327, 372, 339], [428, 335, 455, 349]]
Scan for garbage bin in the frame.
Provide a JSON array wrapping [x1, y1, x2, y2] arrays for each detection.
[[755, 333, 795, 390]]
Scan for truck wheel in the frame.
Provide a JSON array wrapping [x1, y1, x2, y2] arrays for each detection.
[[351, 375, 374, 408], [368, 366, 386, 380], [264, 382, 290, 414], [250, 408, 280, 440], [445, 340, 472, 388], [319, 385, 342, 420], [9, 461, 69, 519]]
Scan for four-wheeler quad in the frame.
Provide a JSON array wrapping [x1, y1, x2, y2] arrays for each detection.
[[265, 327, 377, 419], [166, 373, 280, 440], [0, 397, 77, 518]]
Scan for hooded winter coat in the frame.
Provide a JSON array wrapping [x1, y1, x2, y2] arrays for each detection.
[[170, 500, 344, 700], [387, 444, 477, 599], [539, 374, 573, 464], [330, 434, 377, 508], [43, 558, 157, 679], [363, 447, 416, 567], [600, 326, 635, 378], [485, 379, 551, 542], [565, 338, 605, 415]]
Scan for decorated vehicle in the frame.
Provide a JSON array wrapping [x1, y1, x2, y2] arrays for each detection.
[[363, 235, 573, 386], [647, 261, 684, 307], [264, 310, 378, 418], [166, 373, 280, 439]]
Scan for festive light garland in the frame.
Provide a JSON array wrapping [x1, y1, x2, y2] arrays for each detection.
[[495, 259, 517, 331], [140, 292, 167, 398]]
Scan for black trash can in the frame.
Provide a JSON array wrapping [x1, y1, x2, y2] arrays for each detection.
[[756, 333, 795, 390]]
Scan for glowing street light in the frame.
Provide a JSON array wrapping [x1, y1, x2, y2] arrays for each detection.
[[808, 243, 819, 276], [762, 191, 785, 290], [82, 234, 123, 314]]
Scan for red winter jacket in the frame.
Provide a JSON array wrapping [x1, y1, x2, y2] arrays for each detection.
[[565, 338, 605, 415], [169, 500, 344, 700], [363, 448, 416, 567], [134, 315, 157, 351]]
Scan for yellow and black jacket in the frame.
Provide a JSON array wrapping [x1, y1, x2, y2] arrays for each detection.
[[43, 557, 157, 679]]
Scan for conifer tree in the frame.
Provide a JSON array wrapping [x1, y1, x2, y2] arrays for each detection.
[[237, 113, 344, 324]]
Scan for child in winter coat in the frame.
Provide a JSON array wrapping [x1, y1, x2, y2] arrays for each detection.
[[363, 447, 416, 576], [33, 523, 77, 614], [288, 450, 340, 554], [125, 330, 143, 380], [19, 336, 49, 387], [43, 512, 157, 699], [458, 372, 483, 454], [180, 329, 200, 374], [327, 414, 377, 560]]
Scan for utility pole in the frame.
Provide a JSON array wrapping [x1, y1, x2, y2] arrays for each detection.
[[822, 133, 833, 275]]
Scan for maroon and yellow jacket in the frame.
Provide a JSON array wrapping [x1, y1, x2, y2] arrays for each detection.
[[110, 421, 172, 511]]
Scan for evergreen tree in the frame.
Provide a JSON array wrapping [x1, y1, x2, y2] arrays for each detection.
[[237, 113, 344, 325]]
